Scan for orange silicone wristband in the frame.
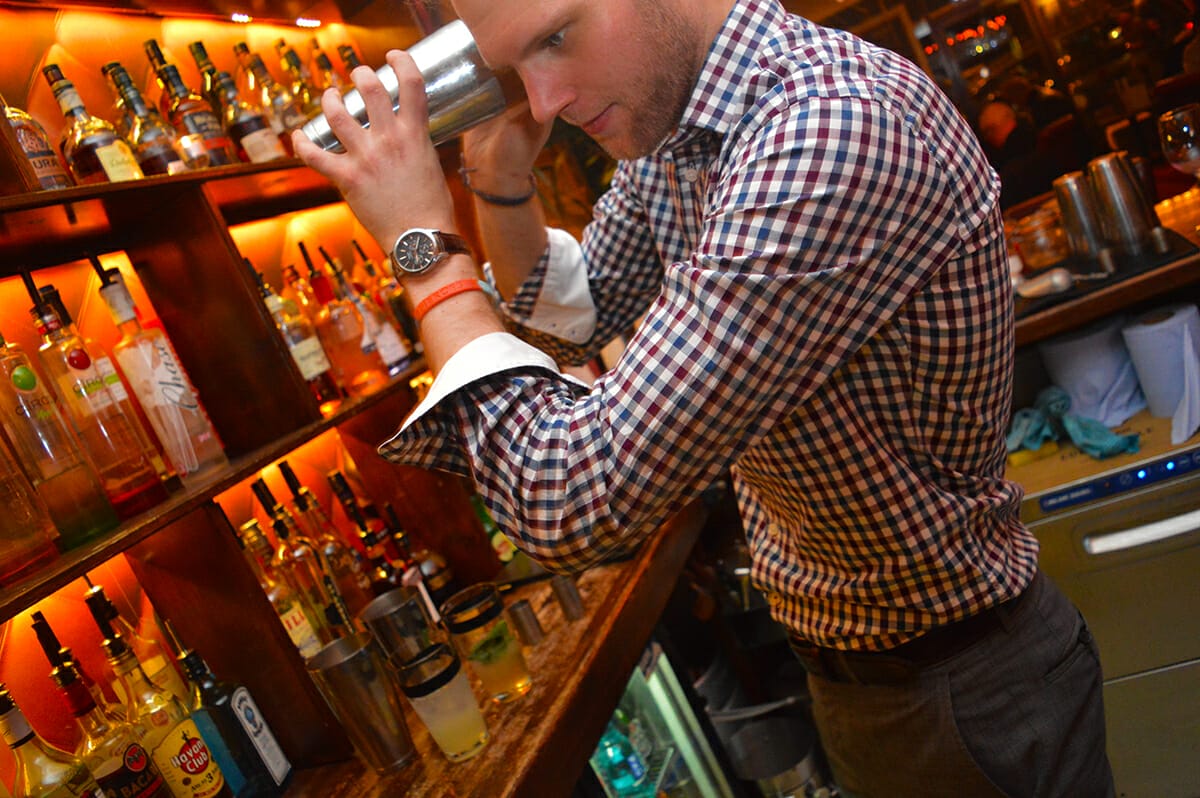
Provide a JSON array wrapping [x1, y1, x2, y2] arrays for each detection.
[[412, 279, 484, 322]]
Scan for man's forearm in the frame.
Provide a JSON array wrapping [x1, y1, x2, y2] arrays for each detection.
[[468, 174, 551, 299]]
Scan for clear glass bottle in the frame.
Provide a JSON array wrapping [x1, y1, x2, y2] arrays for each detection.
[[320, 245, 412, 376], [277, 459, 374, 617], [83, 582, 191, 707], [0, 437, 58, 584], [102, 62, 194, 176], [233, 44, 308, 142], [187, 42, 223, 116], [85, 594, 232, 798], [252, 267, 342, 415], [251, 479, 350, 633], [157, 63, 237, 168], [97, 269, 228, 486], [337, 44, 363, 75], [213, 71, 287, 164], [352, 238, 422, 354], [0, 684, 106, 798], [280, 263, 319, 322], [237, 518, 330, 658], [39, 280, 173, 485], [177, 648, 291, 796], [0, 328, 119, 550], [30, 297, 168, 521], [1, 90, 73, 190], [276, 42, 321, 116], [302, 243, 388, 398], [32, 611, 123, 722], [42, 64, 143, 185], [307, 39, 343, 91]]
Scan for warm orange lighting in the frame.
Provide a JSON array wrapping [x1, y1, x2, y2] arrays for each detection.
[[296, 17, 321, 28], [232, 12, 252, 23]]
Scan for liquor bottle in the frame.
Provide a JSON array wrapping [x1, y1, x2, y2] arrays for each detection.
[[187, 42, 223, 115], [320, 245, 412, 376], [101, 62, 194, 176], [0, 684, 106, 798], [277, 459, 374, 615], [236, 518, 329, 658], [157, 63, 237, 167], [0, 435, 58, 584], [302, 242, 388, 397], [470, 492, 540, 580], [83, 582, 191, 707], [251, 479, 350, 632], [337, 45, 362, 74], [386, 503, 459, 609], [27, 283, 168, 520], [141, 38, 174, 118], [32, 613, 173, 798], [232, 44, 307, 142], [37, 283, 173, 484], [212, 72, 287, 164], [280, 263, 319, 322], [31, 611, 122, 721], [275, 42, 320, 116], [592, 719, 650, 796], [307, 39, 343, 91], [96, 267, 228, 485], [251, 266, 341, 414], [42, 64, 143, 185], [85, 592, 233, 798], [1, 90, 73, 189], [0, 327, 119, 549], [352, 238, 421, 354], [176, 648, 291, 797]]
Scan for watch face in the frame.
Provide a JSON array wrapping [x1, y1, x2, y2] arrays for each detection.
[[393, 231, 437, 274]]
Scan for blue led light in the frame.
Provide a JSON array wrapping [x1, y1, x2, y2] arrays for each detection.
[[1166, 461, 1176, 471], [1137, 469, 1148, 479]]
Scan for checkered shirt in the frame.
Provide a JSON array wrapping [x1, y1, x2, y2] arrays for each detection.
[[381, 0, 1039, 650]]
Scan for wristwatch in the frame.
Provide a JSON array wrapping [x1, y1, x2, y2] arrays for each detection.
[[390, 228, 472, 276]]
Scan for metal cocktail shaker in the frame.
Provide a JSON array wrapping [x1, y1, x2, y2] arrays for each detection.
[[1086, 151, 1162, 257], [301, 19, 521, 153]]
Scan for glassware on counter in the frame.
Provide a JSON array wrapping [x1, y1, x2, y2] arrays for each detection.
[[1006, 201, 1070, 273], [439, 582, 532, 704], [1158, 103, 1200, 182], [395, 643, 489, 762]]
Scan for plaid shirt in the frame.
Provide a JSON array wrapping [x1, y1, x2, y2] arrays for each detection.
[[382, 0, 1039, 650]]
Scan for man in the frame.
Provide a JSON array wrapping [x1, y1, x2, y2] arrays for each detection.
[[977, 100, 1056, 209], [295, 0, 1114, 795]]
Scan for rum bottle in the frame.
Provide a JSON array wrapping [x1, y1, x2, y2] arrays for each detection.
[[0, 438, 58, 584], [251, 479, 350, 632], [1, 90, 73, 189], [0, 684, 106, 798], [212, 72, 287, 164], [28, 289, 168, 520], [277, 459, 374, 615], [177, 648, 291, 797], [85, 593, 232, 798], [42, 64, 144, 184], [237, 518, 330, 658], [302, 242, 388, 397], [0, 328, 119, 549], [96, 268, 228, 485], [320, 245, 412, 376], [157, 63, 237, 167], [251, 266, 341, 413], [102, 62, 194, 175]]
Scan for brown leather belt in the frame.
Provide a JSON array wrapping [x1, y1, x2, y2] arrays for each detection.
[[790, 575, 1038, 685]]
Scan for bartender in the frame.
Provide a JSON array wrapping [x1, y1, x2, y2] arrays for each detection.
[[295, 0, 1114, 795]]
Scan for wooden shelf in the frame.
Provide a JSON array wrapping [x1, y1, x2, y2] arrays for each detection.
[[0, 359, 425, 622], [284, 499, 710, 798]]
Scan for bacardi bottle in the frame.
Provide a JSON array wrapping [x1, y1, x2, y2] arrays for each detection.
[[0, 684, 106, 798]]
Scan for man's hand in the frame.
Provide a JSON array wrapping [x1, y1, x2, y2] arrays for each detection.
[[292, 50, 459, 251], [460, 99, 554, 196]]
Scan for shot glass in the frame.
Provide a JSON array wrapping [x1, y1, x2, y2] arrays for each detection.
[[440, 582, 532, 703], [396, 643, 490, 762], [359, 586, 442, 665], [306, 634, 415, 774]]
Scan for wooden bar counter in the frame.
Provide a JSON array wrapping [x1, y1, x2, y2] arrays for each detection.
[[287, 498, 710, 798]]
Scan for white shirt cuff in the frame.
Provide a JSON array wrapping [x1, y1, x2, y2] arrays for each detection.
[[525, 227, 596, 344]]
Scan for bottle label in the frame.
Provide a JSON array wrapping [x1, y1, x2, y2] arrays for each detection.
[[288, 335, 334, 381], [118, 339, 200, 411], [95, 141, 144, 182], [94, 355, 130, 401], [150, 717, 226, 798], [372, 320, 411, 369], [93, 742, 169, 798], [279, 604, 321, 658], [59, 348, 116, 413], [178, 109, 226, 144], [240, 127, 287, 163], [12, 124, 72, 188], [231, 687, 291, 785], [35, 770, 105, 798], [0, 707, 33, 746]]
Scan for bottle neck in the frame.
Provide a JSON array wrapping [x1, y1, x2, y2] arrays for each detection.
[[0, 706, 36, 751]]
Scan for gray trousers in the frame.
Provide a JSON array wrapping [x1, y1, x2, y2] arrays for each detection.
[[802, 572, 1115, 798]]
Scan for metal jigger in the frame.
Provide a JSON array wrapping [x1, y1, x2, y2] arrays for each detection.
[[301, 20, 523, 153]]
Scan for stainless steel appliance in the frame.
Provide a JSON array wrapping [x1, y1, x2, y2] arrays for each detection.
[[1008, 412, 1200, 797]]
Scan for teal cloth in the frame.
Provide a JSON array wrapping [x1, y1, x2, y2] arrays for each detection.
[[1035, 386, 1140, 459], [1005, 407, 1057, 453]]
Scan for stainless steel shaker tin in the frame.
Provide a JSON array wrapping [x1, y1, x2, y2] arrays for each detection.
[[301, 20, 518, 153]]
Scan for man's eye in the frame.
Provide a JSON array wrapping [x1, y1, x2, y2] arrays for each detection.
[[544, 30, 565, 49]]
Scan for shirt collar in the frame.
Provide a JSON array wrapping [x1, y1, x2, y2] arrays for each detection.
[[668, 0, 788, 145]]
